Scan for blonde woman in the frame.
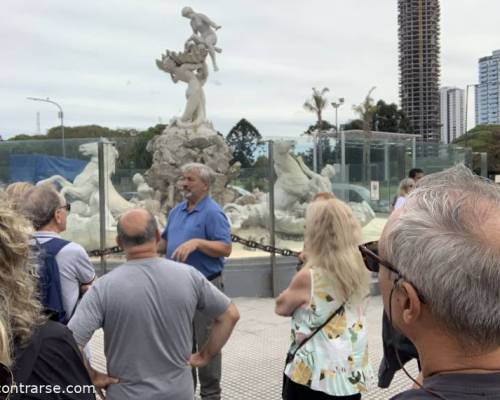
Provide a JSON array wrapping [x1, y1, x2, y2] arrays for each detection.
[[276, 198, 373, 399], [393, 178, 415, 210], [0, 203, 95, 400], [5, 182, 34, 210]]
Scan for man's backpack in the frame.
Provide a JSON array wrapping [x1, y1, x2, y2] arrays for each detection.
[[35, 237, 70, 324]]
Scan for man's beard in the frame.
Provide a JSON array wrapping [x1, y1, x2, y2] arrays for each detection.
[[182, 189, 192, 199]]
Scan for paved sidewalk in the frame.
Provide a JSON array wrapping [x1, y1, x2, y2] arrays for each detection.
[[89, 296, 418, 399]]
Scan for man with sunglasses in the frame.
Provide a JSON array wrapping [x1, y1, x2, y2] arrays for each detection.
[[23, 185, 96, 322], [361, 165, 500, 399]]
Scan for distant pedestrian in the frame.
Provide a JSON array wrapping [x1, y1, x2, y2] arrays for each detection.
[[393, 178, 415, 210], [390, 169, 424, 212], [408, 168, 424, 182]]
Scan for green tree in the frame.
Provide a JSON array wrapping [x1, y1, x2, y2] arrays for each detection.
[[373, 100, 411, 133], [342, 119, 364, 130], [304, 120, 333, 135], [226, 119, 262, 168], [454, 124, 500, 174]]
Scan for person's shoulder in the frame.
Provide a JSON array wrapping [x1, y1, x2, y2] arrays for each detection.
[[34, 319, 72, 341], [120, 257, 194, 277], [203, 197, 227, 218], [170, 201, 187, 213], [204, 196, 224, 210], [59, 240, 89, 259], [288, 266, 312, 292], [162, 258, 200, 277]]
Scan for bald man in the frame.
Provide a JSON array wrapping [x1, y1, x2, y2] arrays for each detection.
[[68, 209, 239, 400]]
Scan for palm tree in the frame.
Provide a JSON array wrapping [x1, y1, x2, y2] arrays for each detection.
[[303, 87, 330, 127], [353, 87, 376, 184], [303, 87, 329, 172], [353, 86, 377, 132]]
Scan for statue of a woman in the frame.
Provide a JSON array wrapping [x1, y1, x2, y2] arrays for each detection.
[[181, 6, 222, 71], [156, 47, 208, 127]]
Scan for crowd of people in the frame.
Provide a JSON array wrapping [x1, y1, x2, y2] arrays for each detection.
[[0, 163, 499, 400]]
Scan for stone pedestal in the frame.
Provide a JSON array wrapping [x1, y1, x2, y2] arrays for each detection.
[[145, 125, 239, 210]]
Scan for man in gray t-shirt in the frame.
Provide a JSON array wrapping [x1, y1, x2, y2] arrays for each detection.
[[68, 208, 239, 400]]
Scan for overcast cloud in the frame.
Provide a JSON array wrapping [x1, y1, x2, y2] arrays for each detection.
[[1, 0, 499, 138]]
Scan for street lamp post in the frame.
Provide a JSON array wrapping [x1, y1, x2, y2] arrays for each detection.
[[27, 97, 65, 157], [331, 98, 345, 132]]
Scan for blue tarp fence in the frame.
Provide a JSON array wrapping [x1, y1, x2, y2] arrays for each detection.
[[9, 154, 87, 184]]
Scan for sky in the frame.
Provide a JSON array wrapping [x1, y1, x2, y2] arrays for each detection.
[[1, 0, 499, 139]]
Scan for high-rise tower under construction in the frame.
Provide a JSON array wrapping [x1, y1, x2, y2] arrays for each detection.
[[398, 0, 441, 142]]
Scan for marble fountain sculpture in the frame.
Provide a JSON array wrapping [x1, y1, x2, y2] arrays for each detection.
[[223, 140, 376, 241], [37, 140, 163, 250], [147, 6, 238, 209]]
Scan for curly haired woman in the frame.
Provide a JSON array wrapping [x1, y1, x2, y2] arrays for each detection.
[[0, 202, 95, 400]]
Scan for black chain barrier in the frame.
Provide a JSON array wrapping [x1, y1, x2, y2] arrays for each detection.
[[87, 246, 123, 257], [86, 235, 300, 258], [230, 234, 300, 258]]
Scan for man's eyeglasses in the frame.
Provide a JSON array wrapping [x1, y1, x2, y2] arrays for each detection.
[[359, 241, 426, 304], [57, 203, 71, 212], [0, 362, 13, 400], [358, 241, 399, 275]]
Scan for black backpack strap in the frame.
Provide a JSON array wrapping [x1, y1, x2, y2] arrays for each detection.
[[40, 237, 71, 255], [36, 237, 71, 323], [286, 302, 346, 364]]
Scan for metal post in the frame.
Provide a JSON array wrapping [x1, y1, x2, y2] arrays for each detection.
[[27, 97, 65, 157], [480, 152, 488, 177], [98, 140, 107, 274], [340, 132, 347, 201], [341, 132, 346, 182], [268, 141, 277, 297], [335, 107, 339, 132], [331, 98, 344, 133], [384, 140, 390, 181], [412, 137, 417, 168], [60, 110, 65, 158], [312, 132, 318, 173]]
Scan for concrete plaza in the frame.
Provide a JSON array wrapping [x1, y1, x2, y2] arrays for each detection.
[[89, 295, 418, 399]]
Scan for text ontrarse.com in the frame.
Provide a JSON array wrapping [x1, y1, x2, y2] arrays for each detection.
[[0, 383, 96, 395]]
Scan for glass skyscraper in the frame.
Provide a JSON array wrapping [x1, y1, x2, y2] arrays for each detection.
[[477, 49, 500, 125]]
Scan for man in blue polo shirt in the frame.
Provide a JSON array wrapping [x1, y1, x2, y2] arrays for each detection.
[[158, 162, 231, 400]]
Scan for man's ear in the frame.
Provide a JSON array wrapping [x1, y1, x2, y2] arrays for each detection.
[[155, 229, 161, 243], [53, 209, 62, 224], [399, 281, 422, 325], [116, 236, 122, 248]]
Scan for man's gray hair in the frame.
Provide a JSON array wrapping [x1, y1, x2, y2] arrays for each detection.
[[116, 210, 158, 246], [381, 164, 500, 350], [23, 185, 63, 230], [181, 163, 215, 186]]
